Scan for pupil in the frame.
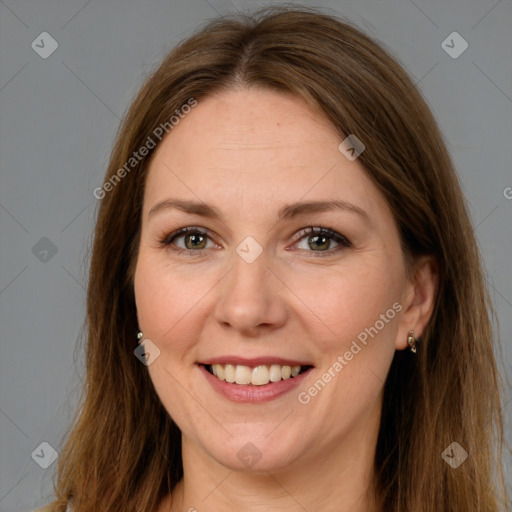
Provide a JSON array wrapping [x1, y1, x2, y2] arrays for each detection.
[[186, 233, 205, 249], [184, 233, 331, 251], [309, 235, 328, 251]]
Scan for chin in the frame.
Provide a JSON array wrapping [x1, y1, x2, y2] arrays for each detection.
[[198, 431, 308, 473]]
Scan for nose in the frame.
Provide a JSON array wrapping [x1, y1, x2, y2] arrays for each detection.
[[213, 246, 288, 337]]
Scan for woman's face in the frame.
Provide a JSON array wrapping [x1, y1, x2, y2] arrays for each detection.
[[134, 87, 419, 472]]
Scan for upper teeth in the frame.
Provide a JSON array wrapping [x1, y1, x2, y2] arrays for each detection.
[[210, 364, 303, 385]]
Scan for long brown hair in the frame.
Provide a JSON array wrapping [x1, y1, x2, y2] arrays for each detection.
[[40, 5, 510, 511]]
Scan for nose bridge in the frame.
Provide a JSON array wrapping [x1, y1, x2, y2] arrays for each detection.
[[214, 240, 286, 332]]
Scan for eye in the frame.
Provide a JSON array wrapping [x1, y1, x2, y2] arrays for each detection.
[[291, 226, 351, 256], [160, 225, 351, 257], [160, 227, 216, 256]]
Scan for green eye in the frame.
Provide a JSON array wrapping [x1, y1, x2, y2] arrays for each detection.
[[161, 227, 213, 256], [295, 226, 350, 252], [160, 225, 351, 257]]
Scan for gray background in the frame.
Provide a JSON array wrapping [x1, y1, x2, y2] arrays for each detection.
[[0, 0, 511, 510]]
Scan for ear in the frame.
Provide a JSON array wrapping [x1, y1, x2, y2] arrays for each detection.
[[395, 255, 439, 350]]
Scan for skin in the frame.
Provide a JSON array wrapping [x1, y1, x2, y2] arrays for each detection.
[[133, 87, 438, 512]]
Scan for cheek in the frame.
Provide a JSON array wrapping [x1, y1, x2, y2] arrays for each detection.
[[292, 265, 400, 427], [134, 253, 214, 354], [289, 258, 403, 353], [133, 255, 209, 422]]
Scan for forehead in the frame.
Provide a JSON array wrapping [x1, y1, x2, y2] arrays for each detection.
[[143, 88, 389, 225]]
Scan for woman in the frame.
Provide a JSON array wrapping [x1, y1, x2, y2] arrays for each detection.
[[38, 5, 509, 512]]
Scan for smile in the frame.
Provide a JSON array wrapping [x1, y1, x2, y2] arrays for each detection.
[[198, 356, 315, 402], [205, 363, 311, 385]]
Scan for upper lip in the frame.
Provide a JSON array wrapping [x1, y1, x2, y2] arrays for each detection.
[[199, 356, 314, 367]]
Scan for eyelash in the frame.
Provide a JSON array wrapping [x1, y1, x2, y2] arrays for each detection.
[[159, 226, 351, 258]]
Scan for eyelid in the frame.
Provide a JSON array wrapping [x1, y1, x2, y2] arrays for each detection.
[[292, 226, 350, 245], [160, 225, 351, 256], [160, 226, 220, 250], [288, 226, 351, 256]]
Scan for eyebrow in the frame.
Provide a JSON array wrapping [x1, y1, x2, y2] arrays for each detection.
[[148, 198, 370, 223]]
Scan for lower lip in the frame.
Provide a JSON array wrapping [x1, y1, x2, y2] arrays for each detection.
[[198, 364, 313, 403]]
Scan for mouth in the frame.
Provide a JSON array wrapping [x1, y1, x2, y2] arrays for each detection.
[[202, 363, 314, 386], [198, 357, 315, 403]]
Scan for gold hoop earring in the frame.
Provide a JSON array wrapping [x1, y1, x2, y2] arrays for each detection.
[[407, 330, 418, 353]]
